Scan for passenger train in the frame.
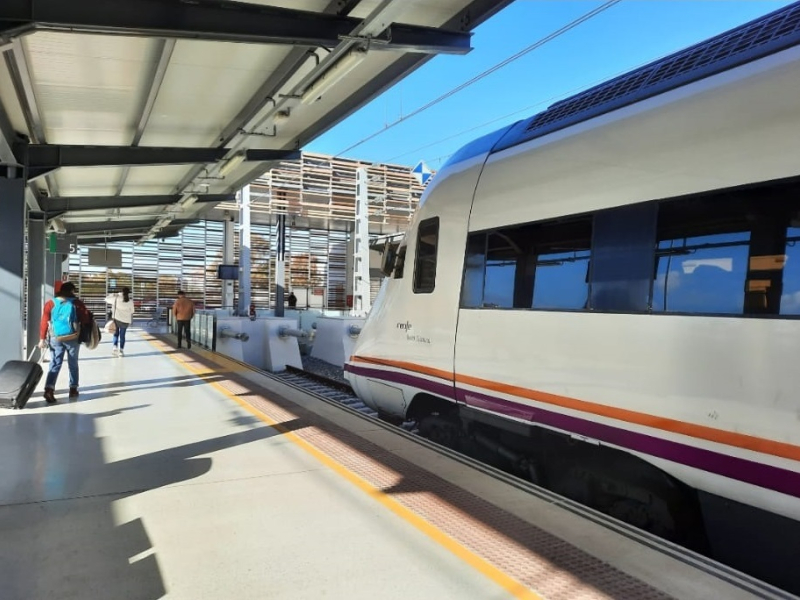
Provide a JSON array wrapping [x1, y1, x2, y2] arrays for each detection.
[[345, 4, 800, 593]]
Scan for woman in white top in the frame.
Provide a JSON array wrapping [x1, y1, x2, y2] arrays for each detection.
[[105, 287, 135, 357]]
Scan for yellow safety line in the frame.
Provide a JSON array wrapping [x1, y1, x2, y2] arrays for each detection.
[[147, 337, 542, 600]]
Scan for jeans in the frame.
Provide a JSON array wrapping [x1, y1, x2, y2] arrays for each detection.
[[112, 320, 129, 349], [45, 338, 80, 389], [176, 320, 191, 348]]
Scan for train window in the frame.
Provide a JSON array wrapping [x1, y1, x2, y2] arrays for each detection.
[[530, 217, 592, 310], [461, 233, 486, 308], [394, 245, 406, 279], [484, 232, 520, 308], [780, 228, 800, 315], [413, 218, 439, 293], [590, 204, 657, 312], [652, 231, 750, 314]]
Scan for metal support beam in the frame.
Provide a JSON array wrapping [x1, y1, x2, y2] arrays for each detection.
[[352, 167, 371, 316], [67, 218, 196, 235], [17, 145, 297, 181], [79, 230, 181, 244], [275, 212, 286, 318], [116, 38, 176, 195], [0, 0, 471, 55], [237, 186, 251, 317], [0, 165, 26, 364], [43, 193, 233, 213], [26, 215, 45, 357], [222, 214, 235, 311], [4, 40, 59, 197]]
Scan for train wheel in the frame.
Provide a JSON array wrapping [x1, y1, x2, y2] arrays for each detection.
[[418, 413, 461, 450]]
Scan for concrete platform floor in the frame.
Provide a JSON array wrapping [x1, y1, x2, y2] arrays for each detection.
[[0, 328, 776, 600], [0, 330, 503, 599]]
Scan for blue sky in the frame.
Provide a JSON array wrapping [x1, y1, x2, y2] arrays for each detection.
[[305, 0, 796, 170]]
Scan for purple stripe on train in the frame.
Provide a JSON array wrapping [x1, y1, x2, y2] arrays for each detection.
[[345, 362, 800, 499]]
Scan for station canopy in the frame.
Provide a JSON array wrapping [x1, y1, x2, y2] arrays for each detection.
[[0, 0, 512, 244]]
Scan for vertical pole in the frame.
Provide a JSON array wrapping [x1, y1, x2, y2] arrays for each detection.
[[44, 250, 56, 300], [0, 164, 27, 363], [237, 185, 251, 316], [353, 167, 372, 316], [26, 216, 45, 355], [275, 212, 286, 317], [222, 212, 235, 310]]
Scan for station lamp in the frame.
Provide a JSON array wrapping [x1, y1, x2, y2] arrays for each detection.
[[301, 48, 367, 105]]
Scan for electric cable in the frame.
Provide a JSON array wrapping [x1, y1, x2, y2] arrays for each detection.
[[335, 0, 621, 157]]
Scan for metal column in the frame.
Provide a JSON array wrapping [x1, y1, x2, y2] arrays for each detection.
[[26, 216, 45, 355], [222, 212, 235, 310], [0, 165, 27, 363], [275, 212, 286, 317], [352, 168, 372, 316], [236, 185, 251, 316]]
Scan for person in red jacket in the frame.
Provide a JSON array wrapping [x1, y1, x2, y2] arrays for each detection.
[[39, 282, 91, 404]]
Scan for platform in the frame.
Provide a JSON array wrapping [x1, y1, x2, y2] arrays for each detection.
[[0, 328, 782, 600]]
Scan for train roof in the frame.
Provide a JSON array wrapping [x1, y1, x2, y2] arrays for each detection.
[[489, 1, 800, 155]]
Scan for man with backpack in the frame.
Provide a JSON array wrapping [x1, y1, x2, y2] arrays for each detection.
[[38, 282, 91, 404]]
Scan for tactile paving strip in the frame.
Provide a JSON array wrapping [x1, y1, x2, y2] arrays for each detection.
[[158, 340, 673, 600]]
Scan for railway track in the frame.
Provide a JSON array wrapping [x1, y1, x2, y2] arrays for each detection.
[[277, 366, 378, 418]]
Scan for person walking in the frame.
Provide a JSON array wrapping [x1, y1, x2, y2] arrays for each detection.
[[39, 282, 91, 403], [172, 290, 195, 349], [287, 291, 297, 308], [106, 287, 135, 357]]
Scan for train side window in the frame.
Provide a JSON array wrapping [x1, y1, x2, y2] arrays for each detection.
[[394, 245, 406, 279], [780, 228, 800, 315], [484, 232, 520, 308], [531, 217, 592, 310], [413, 218, 439, 293], [653, 195, 750, 315], [461, 233, 486, 308]]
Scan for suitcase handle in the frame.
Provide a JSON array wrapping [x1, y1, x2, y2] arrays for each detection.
[[27, 346, 45, 363]]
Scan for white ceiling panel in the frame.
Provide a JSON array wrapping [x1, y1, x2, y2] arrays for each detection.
[[55, 167, 125, 197], [123, 165, 196, 189], [24, 33, 158, 146], [139, 41, 293, 148], [0, 0, 511, 240]]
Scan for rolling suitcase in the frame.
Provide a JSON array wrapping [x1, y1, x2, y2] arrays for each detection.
[[0, 348, 44, 410]]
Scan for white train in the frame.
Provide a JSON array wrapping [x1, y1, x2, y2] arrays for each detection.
[[345, 4, 800, 593]]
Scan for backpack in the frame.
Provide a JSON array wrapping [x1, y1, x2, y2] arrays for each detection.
[[51, 297, 80, 341]]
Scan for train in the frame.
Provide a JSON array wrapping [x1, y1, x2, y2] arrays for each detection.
[[344, 3, 800, 594]]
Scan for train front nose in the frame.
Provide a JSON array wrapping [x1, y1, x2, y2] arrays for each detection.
[[344, 367, 379, 411]]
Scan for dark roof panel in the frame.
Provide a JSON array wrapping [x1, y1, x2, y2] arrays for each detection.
[[493, 1, 800, 153]]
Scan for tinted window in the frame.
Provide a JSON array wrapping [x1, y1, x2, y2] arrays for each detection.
[[780, 228, 800, 315], [461, 234, 486, 308], [531, 218, 592, 310], [413, 218, 439, 293], [393, 245, 406, 279], [653, 232, 749, 314], [484, 232, 519, 308]]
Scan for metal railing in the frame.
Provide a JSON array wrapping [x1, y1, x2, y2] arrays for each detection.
[[169, 310, 218, 351]]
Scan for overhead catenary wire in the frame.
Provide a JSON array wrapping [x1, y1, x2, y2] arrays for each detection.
[[335, 0, 622, 158]]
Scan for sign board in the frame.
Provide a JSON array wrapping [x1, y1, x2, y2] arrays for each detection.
[[48, 233, 79, 254], [87, 247, 122, 268], [411, 161, 432, 185]]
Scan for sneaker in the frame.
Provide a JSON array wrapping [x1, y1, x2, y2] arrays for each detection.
[[118, 349, 124, 357], [43, 388, 57, 405], [112, 347, 119, 357], [69, 387, 79, 399]]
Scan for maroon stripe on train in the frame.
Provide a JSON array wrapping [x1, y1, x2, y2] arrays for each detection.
[[345, 363, 800, 499]]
